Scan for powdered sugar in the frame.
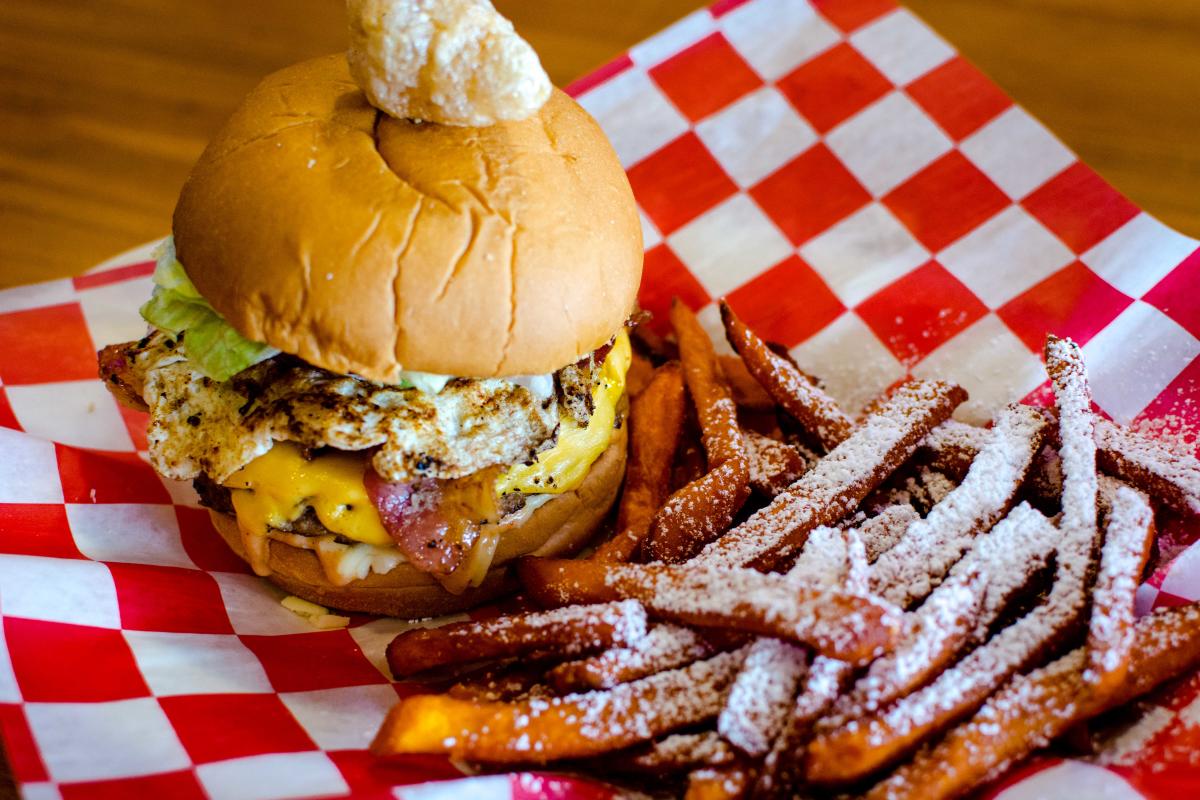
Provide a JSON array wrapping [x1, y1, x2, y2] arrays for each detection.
[[1096, 417, 1200, 515], [602, 564, 901, 662], [695, 380, 964, 570], [1084, 479, 1154, 684], [718, 637, 807, 756], [744, 430, 808, 497], [854, 505, 920, 564], [870, 404, 1049, 607], [548, 623, 711, 691]]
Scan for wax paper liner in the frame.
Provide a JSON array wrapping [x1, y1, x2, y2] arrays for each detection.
[[1, 0, 1199, 797]]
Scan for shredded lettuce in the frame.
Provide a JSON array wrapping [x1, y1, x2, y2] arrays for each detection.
[[139, 239, 460, 391], [140, 238, 279, 381]]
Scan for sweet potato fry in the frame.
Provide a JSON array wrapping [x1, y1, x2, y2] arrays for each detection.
[[805, 505, 1090, 785], [612, 731, 735, 775], [718, 353, 776, 411], [593, 363, 687, 563], [372, 649, 746, 763], [863, 602, 1200, 800], [855, 504, 920, 564], [672, 299, 745, 468], [1095, 417, 1200, 515], [386, 600, 647, 678], [626, 350, 655, 398], [447, 661, 552, 702], [744, 431, 808, 498], [685, 763, 752, 800], [1084, 478, 1155, 700], [643, 301, 751, 561], [692, 379, 966, 571], [717, 637, 807, 757], [645, 457, 752, 562], [546, 624, 718, 692], [720, 300, 852, 450], [1045, 334, 1099, 573], [518, 558, 901, 663], [869, 404, 1050, 608], [632, 322, 679, 362]]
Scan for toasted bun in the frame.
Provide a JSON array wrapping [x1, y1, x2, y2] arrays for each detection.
[[209, 424, 626, 618], [174, 55, 642, 381]]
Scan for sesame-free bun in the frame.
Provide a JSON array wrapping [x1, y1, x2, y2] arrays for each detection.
[[173, 55, 642, 381], [208, 423, 626, 618]]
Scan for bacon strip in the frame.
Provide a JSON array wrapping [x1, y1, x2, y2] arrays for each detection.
[[1084, 477, 1156, 700], [518, 559, 901, 663], [720, 301, 852, 451], [693, 380, 966, 571], [97, 342, 149, 411], [385, 600, 647, 678], [372, 649, 747, 763], [863, 603, 1200, 800], [868, 403, 1049, 608]]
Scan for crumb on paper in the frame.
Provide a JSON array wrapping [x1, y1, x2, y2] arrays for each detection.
[[282, 595, 350, 629], [347, 0, 551, 126]]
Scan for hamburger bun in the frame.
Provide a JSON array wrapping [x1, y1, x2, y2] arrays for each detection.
[[210, 422, 627, 617], [173, 54, 643, 382]]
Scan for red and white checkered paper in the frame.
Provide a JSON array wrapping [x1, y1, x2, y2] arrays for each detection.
[[2, 0, 1199, 797]]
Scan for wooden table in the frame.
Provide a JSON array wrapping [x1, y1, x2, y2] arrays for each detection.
[[0, 0, 1196, 794], [1, 0, 1198, 289]]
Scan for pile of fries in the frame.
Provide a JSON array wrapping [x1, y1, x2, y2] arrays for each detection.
[[372, 298, 1200, 799]]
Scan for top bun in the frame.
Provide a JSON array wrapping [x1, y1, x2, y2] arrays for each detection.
[[173, 55, 642, 380]]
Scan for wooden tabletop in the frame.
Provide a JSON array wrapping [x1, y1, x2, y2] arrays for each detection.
[[1, 0, 1198, 290]]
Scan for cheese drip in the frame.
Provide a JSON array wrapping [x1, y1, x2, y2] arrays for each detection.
[[497, 330, 630, 495], [226, 444, 392, 575]]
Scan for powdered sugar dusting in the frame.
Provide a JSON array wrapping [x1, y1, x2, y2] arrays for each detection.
[[629, 731, 734, 771], [1096, 417, 1200, 515], [548, 623, 711, 691], [1093, 705, 1176, 766], [745, 430, 809, 497], [695, 380, 964, 570], [870, 404, 1049, 607], [604, 564, 900, 662], [854, 505, 920, 564], [718, 637, 807, 756], [1084, 478, 1154, 685]]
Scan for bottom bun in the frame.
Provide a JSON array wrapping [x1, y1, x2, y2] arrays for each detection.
[[209, 423, 627, 618]]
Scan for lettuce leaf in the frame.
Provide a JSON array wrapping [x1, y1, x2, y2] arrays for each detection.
[[139, 239, 279, 381]]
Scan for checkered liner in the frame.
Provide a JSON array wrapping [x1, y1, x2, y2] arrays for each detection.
[[1, 0, 1199, 797]]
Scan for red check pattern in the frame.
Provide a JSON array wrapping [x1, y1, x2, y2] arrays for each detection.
[[1, 0, 1199, 798]]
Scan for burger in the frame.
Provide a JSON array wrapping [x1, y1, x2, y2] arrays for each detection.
[[97, 53, 642, 618]]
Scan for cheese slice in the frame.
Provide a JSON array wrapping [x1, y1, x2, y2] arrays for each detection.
[[223, 332, 630, 571], [225, 443, 392, 550]]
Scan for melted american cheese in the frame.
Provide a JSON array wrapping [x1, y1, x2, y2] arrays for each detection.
[[497, 330, 631, 495], [220, 333, 630, 583]]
